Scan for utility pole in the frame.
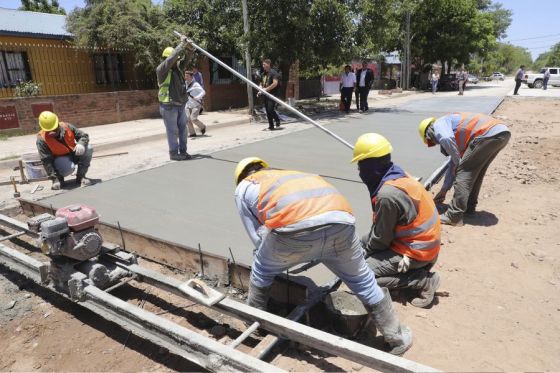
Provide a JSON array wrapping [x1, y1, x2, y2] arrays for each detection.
[[241, 0, 254, 115], [405, 10, 411, 90]]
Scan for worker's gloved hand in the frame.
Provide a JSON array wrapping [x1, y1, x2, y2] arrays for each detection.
[[74, 143, 86, 156], [397, 255, 410, 273], [433, 188, 448, 204], [51, 180, 61, 190]]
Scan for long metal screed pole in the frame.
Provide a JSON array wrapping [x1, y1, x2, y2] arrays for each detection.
[[173, 30, 354, 150]]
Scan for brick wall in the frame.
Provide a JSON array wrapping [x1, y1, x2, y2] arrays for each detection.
[[206, 84, 248, 111], [0, 90, 159, 133]]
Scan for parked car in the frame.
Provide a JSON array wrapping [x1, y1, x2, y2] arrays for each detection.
[[492, 72, 505, 80], [438, 73, 459, 91], [523, 67, 560, 88], [467, 74, 479, 84]]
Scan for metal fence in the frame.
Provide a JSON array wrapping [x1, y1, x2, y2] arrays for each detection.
[[0, 40, 155, 98]]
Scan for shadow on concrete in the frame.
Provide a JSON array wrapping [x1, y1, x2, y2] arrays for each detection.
[[370, 107, 413, 114], [464, 210, 499, 227]]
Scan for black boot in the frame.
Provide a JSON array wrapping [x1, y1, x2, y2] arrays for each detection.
[[170, 151, 183, 161]]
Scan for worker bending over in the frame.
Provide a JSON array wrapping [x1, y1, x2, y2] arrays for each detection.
[[234, 157, 412, 355], [419, 113, 510, 225], [352, 133, 441, 308], [36, 111, 93, 190]]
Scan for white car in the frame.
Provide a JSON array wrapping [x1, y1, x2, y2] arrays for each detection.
[[523, 67, 560, 88], [492, 72, 505, 81]]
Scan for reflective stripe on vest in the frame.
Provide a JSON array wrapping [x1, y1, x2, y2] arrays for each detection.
[[158, 71, 172, 103], [38, 122, 76, 156], [383, 177, 440, 262], [246, 170, 353, 229], [454, 112, 502, 156]]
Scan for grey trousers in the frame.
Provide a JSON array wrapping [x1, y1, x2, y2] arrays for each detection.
[[446, 131, 511, 221], [366, 249, 437, 290]]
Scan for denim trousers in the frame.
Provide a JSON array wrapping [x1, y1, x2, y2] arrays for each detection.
[[431, 80, 438, 93], [159, 104, 187, 153], [53, 146, 94, 177], [251, 223, 384, 306]]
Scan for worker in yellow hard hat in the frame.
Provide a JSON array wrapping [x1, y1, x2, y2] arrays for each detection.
[[156, 34, 194, 161], [234, 157, 412, 355], [36, 111, 94, 190], [418, 113, 510, 226], [352, 133, 441, 309]]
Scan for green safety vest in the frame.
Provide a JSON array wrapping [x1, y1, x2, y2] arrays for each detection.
[[158, 71, 172, 104]]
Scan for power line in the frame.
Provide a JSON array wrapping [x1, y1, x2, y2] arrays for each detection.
[[506, 33, 560, 42]]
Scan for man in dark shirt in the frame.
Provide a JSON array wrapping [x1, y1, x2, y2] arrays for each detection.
[[36, 111, 93, 190], [513, 65, 525, 95], [356, 61, 374, 112], [257, 59, 281, 131]]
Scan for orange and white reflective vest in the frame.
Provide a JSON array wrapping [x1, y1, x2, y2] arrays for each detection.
[[38, 122, 76, 156], [454, 112, 502, 156], [375, 176, 440, 262], [246, 170, 353, 229]]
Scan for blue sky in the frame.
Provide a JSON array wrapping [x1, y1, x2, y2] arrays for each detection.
[[1, 0, 558, 60]]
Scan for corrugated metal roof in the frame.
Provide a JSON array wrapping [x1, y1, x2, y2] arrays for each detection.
[[0, 7, 71, 38]]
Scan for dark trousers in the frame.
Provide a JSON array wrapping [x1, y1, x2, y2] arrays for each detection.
[[340, 87, 353, 113], [358, 86, 370, 110], [264, 96, 280, 129], [514, 79, 522, 94], [354, 89, 359, 110], [543, 77, 549, 90]]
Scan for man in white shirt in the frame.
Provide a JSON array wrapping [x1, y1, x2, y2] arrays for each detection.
[[356, 61, 374, 112], [184, 70, 207, 137], [339, 65, 356, 114]]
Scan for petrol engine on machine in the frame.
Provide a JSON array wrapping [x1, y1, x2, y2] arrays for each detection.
[[27, 204, 103, 261]]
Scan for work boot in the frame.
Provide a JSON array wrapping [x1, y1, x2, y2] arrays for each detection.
[[75, 176, 94, 187], [169, 151, 183, 161], [179, 152, 192, 160], [410, 272, 440, 308], [440, 213, 463, 226], [201, 127, 206, 135], [367, 288, 412, 355], [51, 177, 64, 190], [246, 283, 271, 311], [189, 133, 197, 138]]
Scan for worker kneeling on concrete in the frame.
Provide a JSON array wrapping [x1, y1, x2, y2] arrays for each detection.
[[418, 113, 511, 226], [234, 157, 412, 355], [352, 134, 441, 308], [36, 111, 93, 190]]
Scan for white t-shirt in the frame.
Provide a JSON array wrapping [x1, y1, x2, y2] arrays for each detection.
[[341, 72, 356, 88], [185, 81, 205, 109], [359, 69, 367, 87]]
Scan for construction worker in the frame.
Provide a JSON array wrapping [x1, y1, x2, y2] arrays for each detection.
[[156, 35, 193, 161], [36, 111, 93, 190], [352, 134, 441, 308], [418, 113, 511, 225], [234, 157, 412, 355]]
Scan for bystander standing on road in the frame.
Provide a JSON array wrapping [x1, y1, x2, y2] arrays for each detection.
[[431, 70, 440, 94], [356, 61, 374, 112], [156, 35, 192, 161], [340, 65, 356, 114], [184, 70, 207, 138], [543, 68, 551, 90], [258, 59, 282, 131], [192, 66, 205, 114], [513, 65, 525, 95], [458, 68, 467, 96]]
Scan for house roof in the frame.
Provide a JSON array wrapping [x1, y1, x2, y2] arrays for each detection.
[[0, 7, 72, 39]]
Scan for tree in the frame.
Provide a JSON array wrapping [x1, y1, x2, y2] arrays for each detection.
[[20, 0, 66, 14], [478, 43, 532, 75], [533, 42, 560, 69]]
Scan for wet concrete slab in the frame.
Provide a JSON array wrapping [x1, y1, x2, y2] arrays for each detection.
[[37, 95, 504, 287]]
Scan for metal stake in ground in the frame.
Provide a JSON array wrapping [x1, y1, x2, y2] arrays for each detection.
[[173, 30, 353, 150]]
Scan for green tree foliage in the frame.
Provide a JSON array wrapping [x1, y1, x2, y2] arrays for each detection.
[[20, 0, 66, 14], [533, 42, 560, 69], [478, 43, 532, 75]]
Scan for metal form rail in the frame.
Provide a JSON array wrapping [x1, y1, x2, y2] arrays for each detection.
[[0, 212, 438, 372]]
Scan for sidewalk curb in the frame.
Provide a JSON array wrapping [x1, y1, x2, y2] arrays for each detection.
[[0, 117, 252, 171]]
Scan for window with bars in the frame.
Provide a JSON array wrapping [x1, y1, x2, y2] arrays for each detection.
[[210, 56, 245, 85], [93, 53, 124, 85], [0, 51, 32, 88]]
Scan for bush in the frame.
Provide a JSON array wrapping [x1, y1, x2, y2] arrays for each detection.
[[14, 81, 41, 97]]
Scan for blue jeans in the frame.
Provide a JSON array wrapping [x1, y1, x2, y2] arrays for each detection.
[[251, 223, 384, 306], [431, 80, 438, 93], [53, 146, 94, 177], [159, 104, 187, 154]]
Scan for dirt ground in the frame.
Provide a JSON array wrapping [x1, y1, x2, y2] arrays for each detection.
[[1, 91, 559, 372]]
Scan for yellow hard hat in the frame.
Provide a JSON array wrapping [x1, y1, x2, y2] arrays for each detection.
[[418, 117, 436, 144], [162, 47, 174, 58], [351, 133, 392, 163], [38, 111, 59, 132], [234, 157, 269, 185]]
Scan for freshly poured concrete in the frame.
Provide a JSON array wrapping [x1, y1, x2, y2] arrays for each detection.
[[38, 95, 504, 287]]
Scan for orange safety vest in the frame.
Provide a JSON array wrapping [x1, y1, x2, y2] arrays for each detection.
[[38, 122, 76, 156], [375, 177, 440, 262], [454, 112, 502, 156], [246, 170, 353, 229]]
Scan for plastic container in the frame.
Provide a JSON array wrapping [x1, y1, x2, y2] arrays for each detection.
[[22, 153, 47, 180], [56, 204, 100, 231]]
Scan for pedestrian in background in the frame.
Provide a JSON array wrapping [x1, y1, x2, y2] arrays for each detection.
[[431, 70, 439, 94], [340, 65, 356, 114], [458, 68, 467, 96], [192, 66, 205, 114], [543, 68, 550, 90], [258, 59, 281, 131], [356, 61, 374, 112], [513, 65, 525, 95], [184, 70, 207, 137], [156, 35, 192, 161]]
